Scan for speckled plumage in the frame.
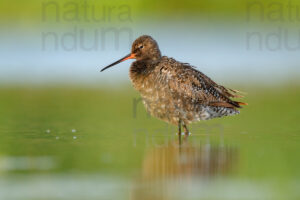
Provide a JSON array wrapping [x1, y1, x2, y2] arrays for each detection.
[[102, 35, 246, 137]]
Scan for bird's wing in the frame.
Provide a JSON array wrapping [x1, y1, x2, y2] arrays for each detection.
[[157, 59, 246, 108]]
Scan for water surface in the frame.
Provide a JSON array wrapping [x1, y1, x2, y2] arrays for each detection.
[[0, 87, 299, 200]]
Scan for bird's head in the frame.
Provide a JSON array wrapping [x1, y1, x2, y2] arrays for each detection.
[[131, 35, 161, 61], [101, 35, 161, 72]]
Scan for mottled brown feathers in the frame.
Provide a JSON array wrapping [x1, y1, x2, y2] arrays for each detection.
[[129, 53, 246, 125], [152, 57, 245, 109]]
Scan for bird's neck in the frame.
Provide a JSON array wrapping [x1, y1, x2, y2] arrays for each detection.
[[129, 59, 158, 87], [130, 60, 152, 75]]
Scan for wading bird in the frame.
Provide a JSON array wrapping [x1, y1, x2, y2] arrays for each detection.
[[101, 35, 246, 140]]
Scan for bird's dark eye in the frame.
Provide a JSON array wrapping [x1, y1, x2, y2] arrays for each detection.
[[139, 45, 144, 49]]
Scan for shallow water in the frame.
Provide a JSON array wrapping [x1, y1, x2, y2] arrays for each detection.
[[0, 87, 299, 200]]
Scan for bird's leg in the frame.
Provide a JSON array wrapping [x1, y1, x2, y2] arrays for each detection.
[[183, 124, 189, 138], [178, 119, 182, 145]]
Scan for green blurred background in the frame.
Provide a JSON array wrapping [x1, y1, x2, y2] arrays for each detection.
[[0, 0, 299, 199]]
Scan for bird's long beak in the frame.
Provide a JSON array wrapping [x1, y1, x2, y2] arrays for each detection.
[[101, 53, 136, 72]]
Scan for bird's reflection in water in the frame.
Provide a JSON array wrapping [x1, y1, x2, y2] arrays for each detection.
[[132, 137, 238, 200]]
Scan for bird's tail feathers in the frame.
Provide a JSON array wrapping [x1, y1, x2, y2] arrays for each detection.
[[237, 101, 248, 106]]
